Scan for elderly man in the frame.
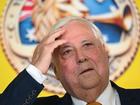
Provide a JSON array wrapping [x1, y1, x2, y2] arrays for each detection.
[[0, 16, 140, 105]]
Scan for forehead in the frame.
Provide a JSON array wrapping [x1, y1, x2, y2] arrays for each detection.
[[60, 20, 96, 40]]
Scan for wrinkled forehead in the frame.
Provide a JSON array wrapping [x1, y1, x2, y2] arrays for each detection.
[[62, 20, 96, 38], [65, 20, 93, 30], [49, 17, 105, 45]]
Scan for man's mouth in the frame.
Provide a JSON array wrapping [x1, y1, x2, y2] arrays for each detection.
[[80, 68, 94, 75]]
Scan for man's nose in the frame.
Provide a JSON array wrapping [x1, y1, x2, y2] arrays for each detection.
[[76, 50, 88, 64], [78, 57, 88, 64]]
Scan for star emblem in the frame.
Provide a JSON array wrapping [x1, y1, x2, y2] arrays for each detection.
[[26, 28, 37, 42]]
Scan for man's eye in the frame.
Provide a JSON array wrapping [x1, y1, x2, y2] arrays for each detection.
[[84, 43, 94, 47], [62, 49, 72, 55]]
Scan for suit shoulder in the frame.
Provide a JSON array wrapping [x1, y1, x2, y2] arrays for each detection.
[[33, 95, 63, 105]]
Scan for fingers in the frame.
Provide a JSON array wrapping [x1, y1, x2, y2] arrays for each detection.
[[43, 27, 66, 44], [31, 27, 66, 74], [31, 39, 67, 74], [48, 39, 67, 53]]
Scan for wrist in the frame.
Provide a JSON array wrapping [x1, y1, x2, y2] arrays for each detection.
[[26, 64, 48, 84]]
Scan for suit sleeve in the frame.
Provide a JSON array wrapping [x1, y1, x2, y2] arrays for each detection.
[[0, 70, 44, 105]]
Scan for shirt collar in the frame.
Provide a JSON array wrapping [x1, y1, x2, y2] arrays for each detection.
[[71, 81, 116, 105]]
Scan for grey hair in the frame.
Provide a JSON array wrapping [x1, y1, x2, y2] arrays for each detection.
[[48, 16, 105, 45]]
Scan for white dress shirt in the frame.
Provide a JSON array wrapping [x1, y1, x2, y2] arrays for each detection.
[[26, 64, 121, 105], [26, 64, 47, 84]]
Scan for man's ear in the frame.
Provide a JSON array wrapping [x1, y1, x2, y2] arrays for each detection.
[[52, 64, 60, 80], [103, 44, 109, 59], [104, 43, 108, 52]]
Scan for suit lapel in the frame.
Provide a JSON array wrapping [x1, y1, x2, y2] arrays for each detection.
[[62, 93, 73, 105], [111, 81, 135, 105]]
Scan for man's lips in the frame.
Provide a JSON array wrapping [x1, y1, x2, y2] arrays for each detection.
[[80, 68, 94, 75]]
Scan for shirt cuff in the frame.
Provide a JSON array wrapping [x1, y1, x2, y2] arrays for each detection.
[[26, 64, 47, 84]]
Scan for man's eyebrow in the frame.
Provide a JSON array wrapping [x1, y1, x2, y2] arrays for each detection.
[[81, 39, 92, 43], [59, 44, 72, 50], [81, 40, 88, 43]]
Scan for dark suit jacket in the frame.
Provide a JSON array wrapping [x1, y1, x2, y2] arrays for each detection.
[[0, 70, 140, 105]]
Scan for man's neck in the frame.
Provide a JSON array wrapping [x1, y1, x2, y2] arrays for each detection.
[[71, 81, 119, 105]]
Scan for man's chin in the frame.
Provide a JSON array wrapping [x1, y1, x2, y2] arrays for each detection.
[[78, 78, 101, 90]]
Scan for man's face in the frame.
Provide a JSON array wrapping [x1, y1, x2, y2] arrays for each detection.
[[54, 21, 109, 99]]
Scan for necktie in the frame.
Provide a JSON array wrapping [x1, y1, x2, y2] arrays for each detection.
[[87, 102, 102, 105]]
